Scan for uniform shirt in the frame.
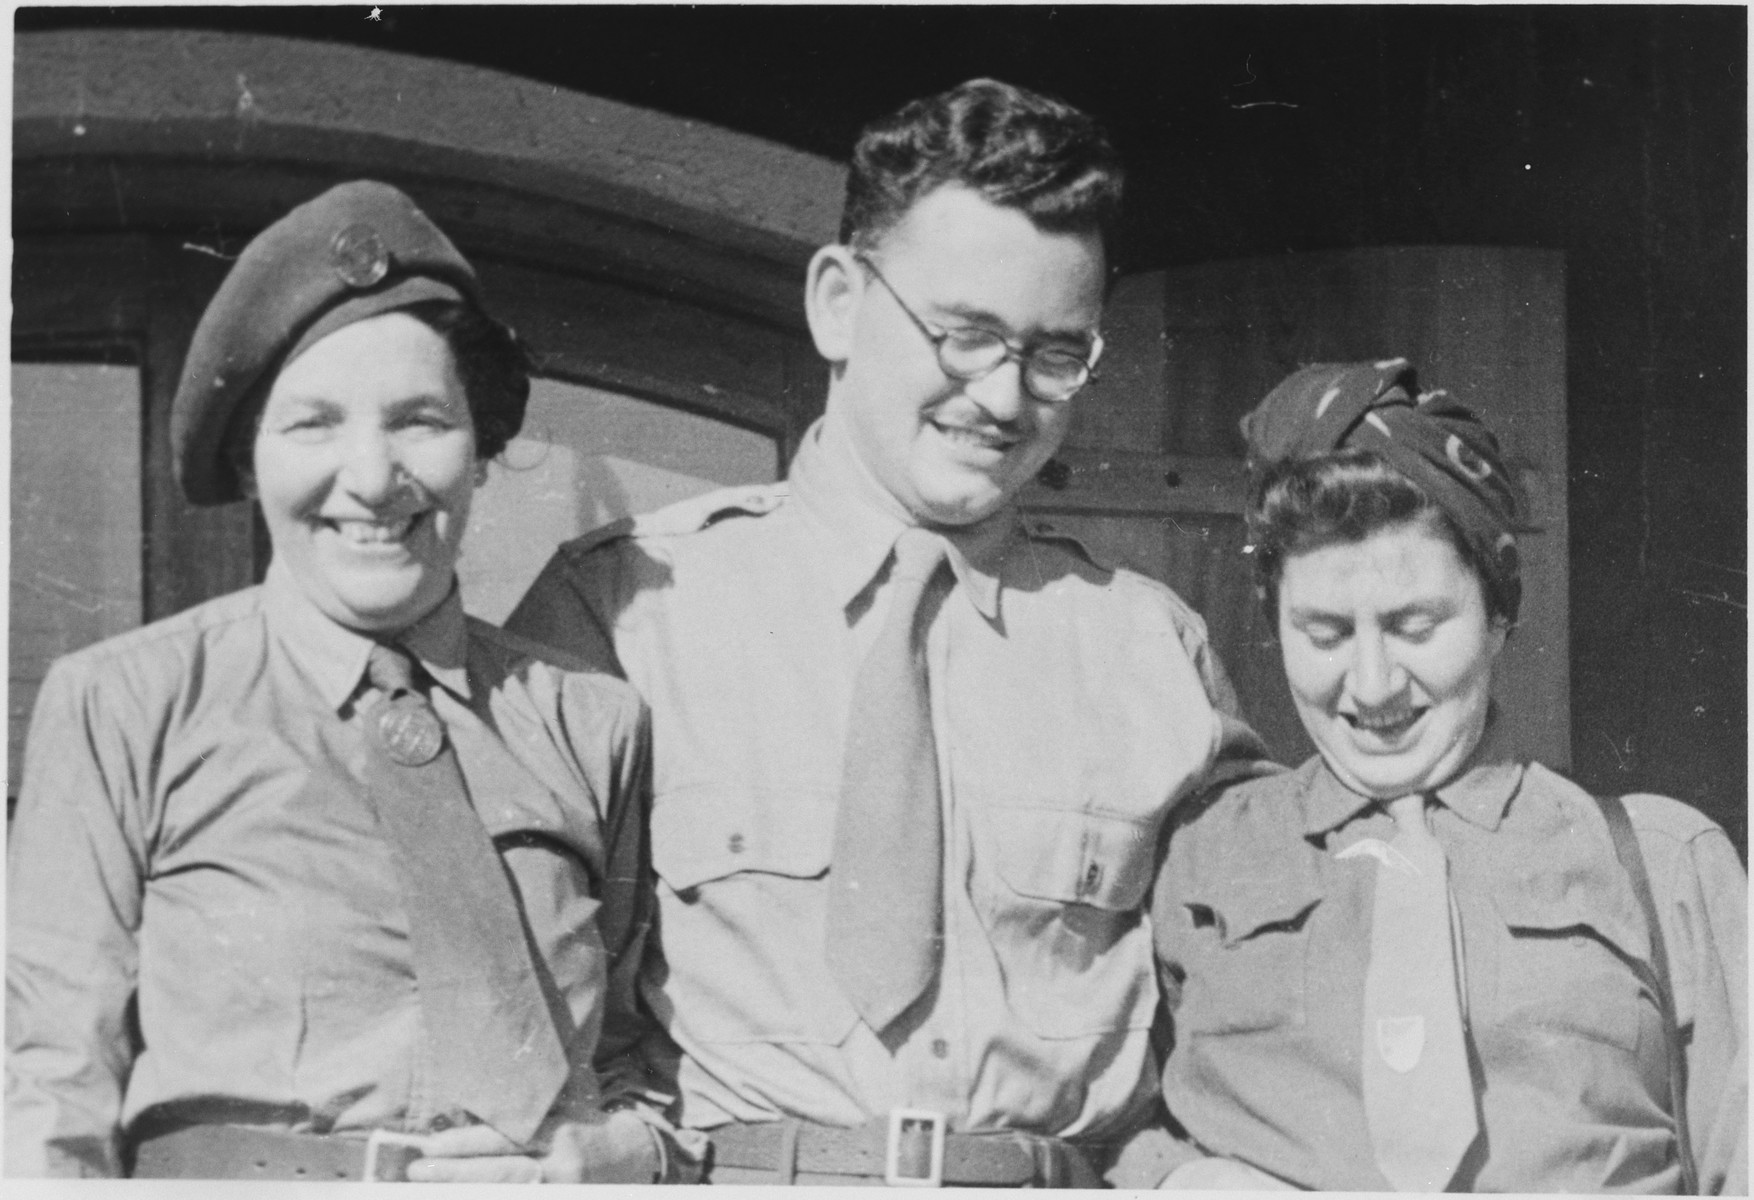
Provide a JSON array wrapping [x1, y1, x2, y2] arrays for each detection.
[[507, 414, 1266, 1175], [1154, 741, 1748, 1193], [6, 563, 654, 1177]]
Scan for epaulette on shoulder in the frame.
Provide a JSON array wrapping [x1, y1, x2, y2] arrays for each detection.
[[1021, 517, 1209, 634], [1021, 518, 1117, 572], [564, 482, 790, 556]]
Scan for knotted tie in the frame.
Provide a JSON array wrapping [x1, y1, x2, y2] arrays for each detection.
[[1359, 795, 1479, 1191], [361, 643, 568, 1144], [825, 528, 952, 1032]]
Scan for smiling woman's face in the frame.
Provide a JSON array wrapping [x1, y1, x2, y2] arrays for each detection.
[[245, 311, 479, 634], [1277, 518, 1507, 799]]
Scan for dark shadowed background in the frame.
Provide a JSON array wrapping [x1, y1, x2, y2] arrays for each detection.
[[16, 4, 1746, 851]]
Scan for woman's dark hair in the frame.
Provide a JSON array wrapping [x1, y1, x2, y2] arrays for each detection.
[[402, 300, 532, 461], [1248, 448, 1521, 626]]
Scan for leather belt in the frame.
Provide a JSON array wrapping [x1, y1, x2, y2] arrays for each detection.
[[130, 1125, 425, 1181], [708, 1116, 1100, 1187]]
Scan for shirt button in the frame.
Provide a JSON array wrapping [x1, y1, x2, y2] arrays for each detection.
[[430, 1114, 452, 1132], [727, 833, 745, 854], [931, 1038, 950, 1059]]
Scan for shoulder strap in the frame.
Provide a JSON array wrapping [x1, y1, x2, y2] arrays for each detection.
[[1595, 793, 1698, 1194], [563, 482, 791, 557]]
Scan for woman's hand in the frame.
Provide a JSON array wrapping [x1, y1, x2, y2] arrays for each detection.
[[405, 1109, 659, 1183], [1160, 1155, 1297, 1190]]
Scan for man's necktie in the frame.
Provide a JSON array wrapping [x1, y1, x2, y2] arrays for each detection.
[[1359, 794, 1479, 1191], [361, 643, 568, 1144], [825, 528, 951, 1033]]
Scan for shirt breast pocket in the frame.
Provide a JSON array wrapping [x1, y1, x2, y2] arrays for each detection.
[[983, 805, 1160, 1039], [650, 786, 860, 1046], [1490, 893, 1648, 1056], [1170, 883, 1317, 1037]]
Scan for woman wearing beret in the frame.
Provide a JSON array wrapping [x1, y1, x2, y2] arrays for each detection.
[[1154, 361, 1745, 1192], [6, 181, 680, 1181]]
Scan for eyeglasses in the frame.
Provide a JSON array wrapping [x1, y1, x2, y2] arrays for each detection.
[[854, 254, 1102, 405]]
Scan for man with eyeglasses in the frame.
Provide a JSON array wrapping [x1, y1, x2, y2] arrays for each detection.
[[509, 78, 1265, 1186]]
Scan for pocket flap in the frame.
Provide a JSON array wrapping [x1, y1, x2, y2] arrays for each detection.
[[651, 787, 834, 891], [1181, 871, 1324, 948], [1489, 881, 1650, 964], [994, 806, 1156, 911]]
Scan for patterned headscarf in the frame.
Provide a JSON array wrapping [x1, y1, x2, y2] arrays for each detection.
[[1241, 358, 1526, 614]]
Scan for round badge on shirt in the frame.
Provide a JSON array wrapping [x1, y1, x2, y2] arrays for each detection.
[[375, 699, 446, 766]]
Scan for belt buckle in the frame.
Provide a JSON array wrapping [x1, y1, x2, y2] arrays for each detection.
[[363, 1130, 426, 1182], [884, 1108, 945, 1187]]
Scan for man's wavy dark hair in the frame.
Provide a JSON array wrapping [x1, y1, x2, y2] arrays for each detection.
[[839, 78, 1125, 265]]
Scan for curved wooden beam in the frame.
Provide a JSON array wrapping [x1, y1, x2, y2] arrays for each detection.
[[15, 29, 848, 324]]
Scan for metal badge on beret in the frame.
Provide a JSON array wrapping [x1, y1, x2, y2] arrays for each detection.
[[374, 696, 447, 767], [331, 222, 391, 289]]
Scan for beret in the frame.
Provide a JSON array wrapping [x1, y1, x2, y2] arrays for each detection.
[[172, 180, 481, 505]]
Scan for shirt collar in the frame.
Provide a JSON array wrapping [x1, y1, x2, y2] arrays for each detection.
[[1299, 710, 1525, 837], [262, 562, 378, 714], [262, 561, 472, 713], [398, 585, 472, 703], [787, 412, 1022, 622]]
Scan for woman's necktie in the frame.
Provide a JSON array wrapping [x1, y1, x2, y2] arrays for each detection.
[[1358, 794, 1479, 1190], [361, 642, 568, 1144]]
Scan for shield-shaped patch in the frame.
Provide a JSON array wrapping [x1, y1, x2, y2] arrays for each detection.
[[1376, 1015, 1425, 1073]]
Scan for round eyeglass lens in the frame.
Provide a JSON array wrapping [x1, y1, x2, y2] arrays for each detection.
[[938, 329, 1008, 377], [1027, 354, 1090, 401]]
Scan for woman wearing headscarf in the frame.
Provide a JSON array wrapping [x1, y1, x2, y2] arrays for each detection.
[[6, 181, 683, 1182], [1153, 360, 1746, 1192]]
